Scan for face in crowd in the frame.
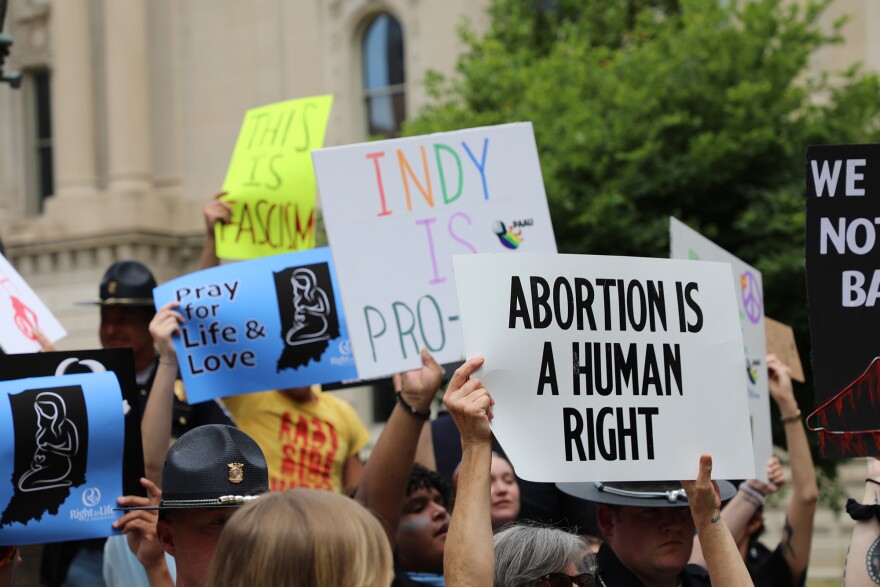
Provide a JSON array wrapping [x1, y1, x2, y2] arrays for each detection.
[[99, 306, 155, 367], [490, 452, 520, 531], [157, 508, 237, 587], [598, 504, 695, 584], [397, 468, 451, 575]]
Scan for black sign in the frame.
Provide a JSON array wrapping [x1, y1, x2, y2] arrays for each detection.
[[805, 144, 880, 458]]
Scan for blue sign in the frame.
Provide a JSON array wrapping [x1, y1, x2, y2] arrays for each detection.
[[0, 372, 124, 546], [153, 247, 358, 403]]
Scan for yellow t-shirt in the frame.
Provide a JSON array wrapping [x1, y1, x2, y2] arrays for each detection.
[[222, 389, 369, 493]]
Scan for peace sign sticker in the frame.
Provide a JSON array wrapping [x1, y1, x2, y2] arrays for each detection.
[[740, 271, 763, 325]]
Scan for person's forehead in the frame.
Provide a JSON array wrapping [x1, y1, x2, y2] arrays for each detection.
[[490, 455, 513, 473], [100, 306, 146, 322], [617, 504, 692, 523], [406, 486, 446, 507], [174, 507, 236, 523]]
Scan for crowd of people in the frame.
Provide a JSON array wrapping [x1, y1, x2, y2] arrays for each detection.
[[1, 196, 880, 587]]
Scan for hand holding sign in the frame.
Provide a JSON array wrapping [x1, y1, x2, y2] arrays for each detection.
[[149, 302, 185, 362], [681, 455, 721, 528], [396, 348, 443, 416], [767, 354, 797, 418], [217, 96, 333, 260], [442, 356, 494, 448], [204, 192, 233, 233]]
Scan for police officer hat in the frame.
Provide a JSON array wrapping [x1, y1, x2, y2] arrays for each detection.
[[556, 479, 736, 508], [87, 260, 157, 307], [123, 425, 269, 510]]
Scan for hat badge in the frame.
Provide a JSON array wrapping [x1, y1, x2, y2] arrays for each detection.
[[228, 462, 244, 484], [108, 281, 118, 295]]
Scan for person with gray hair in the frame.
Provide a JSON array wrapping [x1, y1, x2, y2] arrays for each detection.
[[493, 523, 595, 586]]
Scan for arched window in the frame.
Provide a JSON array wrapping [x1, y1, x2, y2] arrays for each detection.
[[362, 13, 405, 137]]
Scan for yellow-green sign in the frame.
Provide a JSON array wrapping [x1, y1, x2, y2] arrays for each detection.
[[216, 95, 333, 259]]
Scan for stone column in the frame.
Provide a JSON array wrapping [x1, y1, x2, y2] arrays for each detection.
[[50, 0, 97, 198], [103, 0, 152, 194]]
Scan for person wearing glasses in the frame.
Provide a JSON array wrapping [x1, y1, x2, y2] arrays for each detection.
[[443, 356, 754, 587]]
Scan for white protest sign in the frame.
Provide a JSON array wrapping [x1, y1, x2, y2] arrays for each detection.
[[453, 253, 755, 482], [669, 217, 771, 481], [0, 254, 67, 354], [314, 123, 557, 378]]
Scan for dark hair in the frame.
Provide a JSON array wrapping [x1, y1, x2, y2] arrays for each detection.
[[407, 464, 453, 509]]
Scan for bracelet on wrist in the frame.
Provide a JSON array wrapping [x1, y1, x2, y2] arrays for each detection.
[[738, 491, 762, 508], [867, 478, 880, 487], [159, 358, 177, 367], [739, 482, 766, 506], [395, 392, 430, 421], [780, 409, 802, 423]]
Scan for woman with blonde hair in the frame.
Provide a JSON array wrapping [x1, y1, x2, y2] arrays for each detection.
[[206, 488, 393, 587]]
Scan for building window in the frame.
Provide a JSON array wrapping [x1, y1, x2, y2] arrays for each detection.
[[362, 13, 405, 137], [27, 69, 54, 213]]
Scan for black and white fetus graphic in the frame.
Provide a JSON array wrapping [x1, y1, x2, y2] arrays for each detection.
[[274, 263, 340, 372], [1, 385, 88, 526]]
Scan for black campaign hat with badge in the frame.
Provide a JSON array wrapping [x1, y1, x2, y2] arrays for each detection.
[[83, 260, 157, 307], [556, 479, 736, 508], [120, 424, 269, 511]]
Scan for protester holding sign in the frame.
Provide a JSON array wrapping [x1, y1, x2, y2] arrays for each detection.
[[354, 348, 448, 586], [689, 354, 817, 586], [442, 356, 595, 587], [443, 356, 754, 587], [144, 300, 369, 494], [215, 96, 333, 260]]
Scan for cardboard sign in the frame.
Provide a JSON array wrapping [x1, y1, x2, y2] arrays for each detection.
[[670, 217, 772, 480], [0, 349, 145, 498], [0, 372, 124, 546], [152, 247, 357, 403], [805, 144, 880, 457], [313, 122, 558, 379], [764, 317, 805, 383], [453, 253, 755, 482], [0, 253, 67, 353], [216, 96, 334, 260]]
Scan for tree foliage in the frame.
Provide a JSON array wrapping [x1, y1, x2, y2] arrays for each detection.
[[405, 0, 880, 477]]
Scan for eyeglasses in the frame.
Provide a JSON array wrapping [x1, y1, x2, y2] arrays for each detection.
[[0, 546, 18, 568], [539, 572, 595, 587]]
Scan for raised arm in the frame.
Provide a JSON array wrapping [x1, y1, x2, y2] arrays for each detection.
[[689, 457, 785, 568], [355, 348, 441, 543], [197, 191, 232, 271], [767, 353, 818, 585], [141, 302, 183, 485], [443, 356, 494, 587], [113, 477, 175, 587], [682, 455, 754, 587], [843, 458, 880, 587]]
